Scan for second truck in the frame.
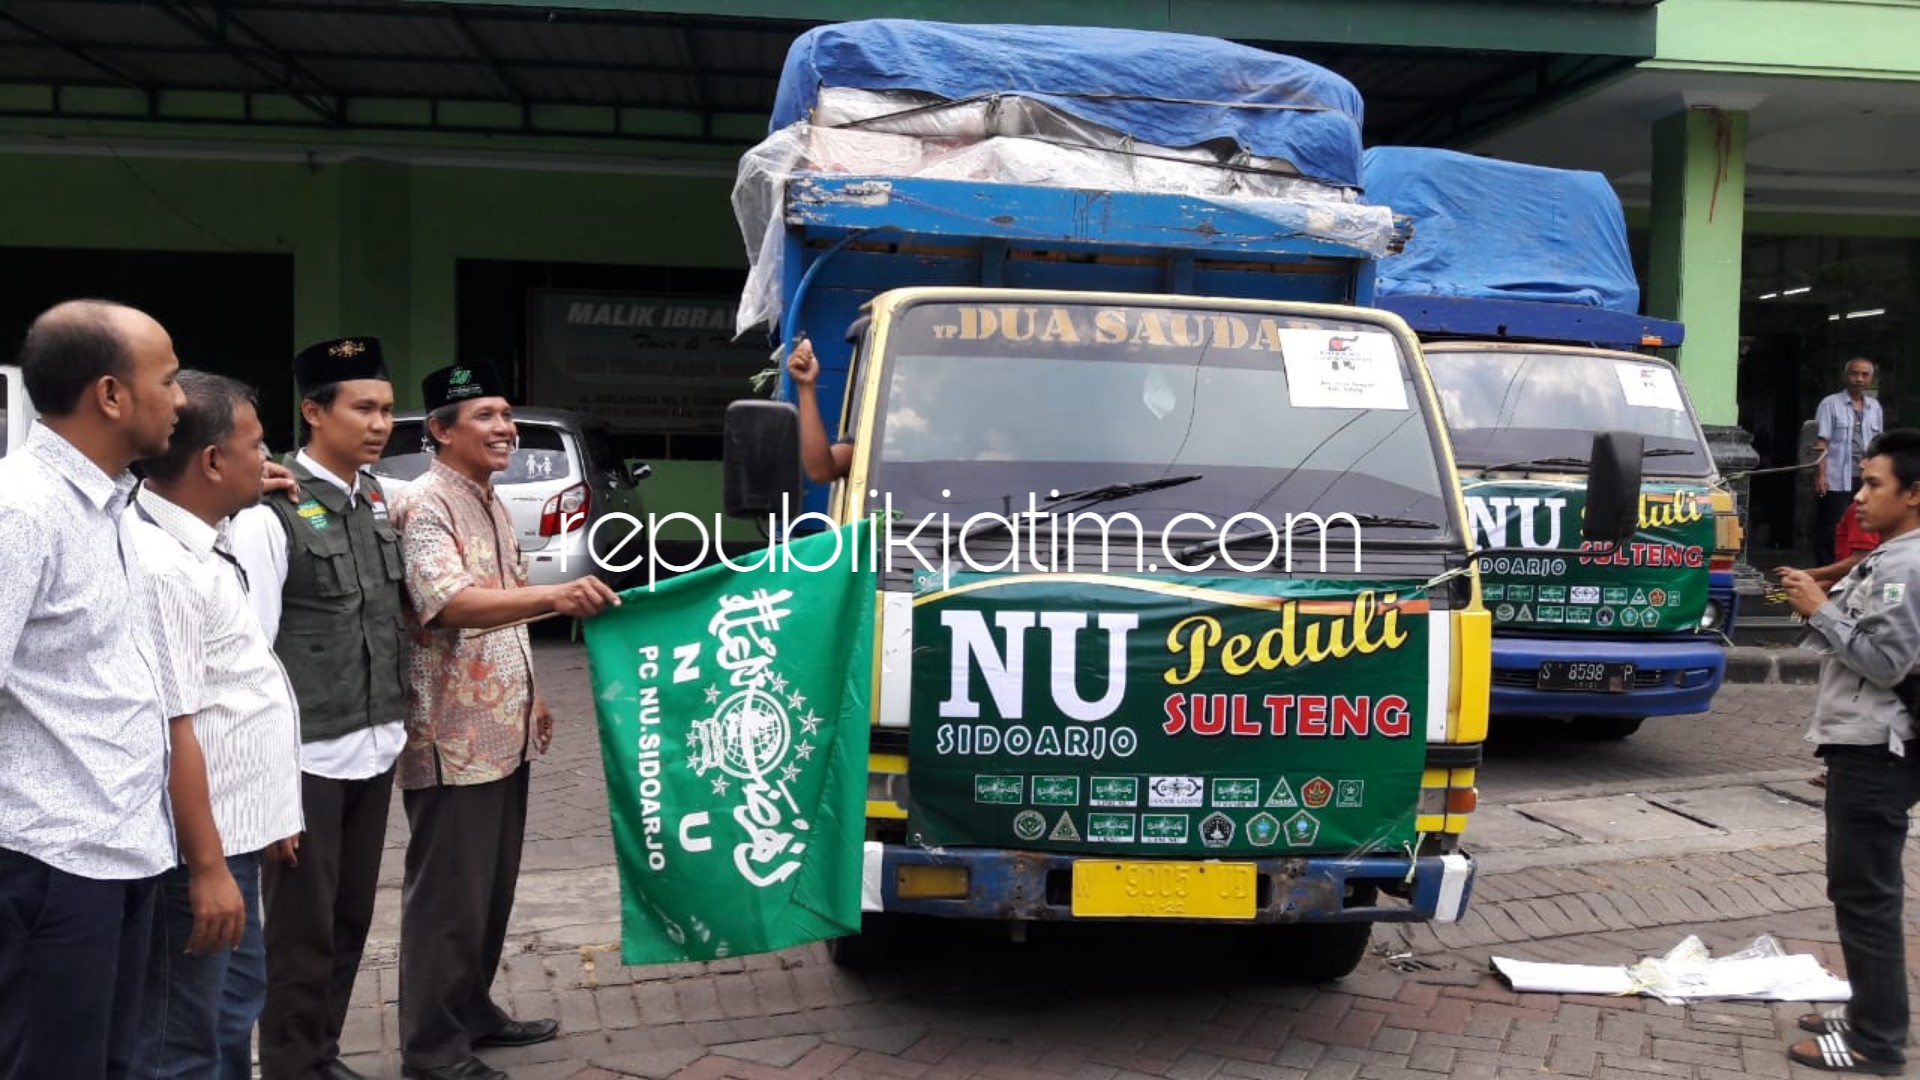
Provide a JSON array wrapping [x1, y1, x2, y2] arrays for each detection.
[[1363, 147, 1743, 739]]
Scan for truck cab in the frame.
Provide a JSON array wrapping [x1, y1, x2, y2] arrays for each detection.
[[720, 18, 1645, 980], [1364, 147, 1741, 739]]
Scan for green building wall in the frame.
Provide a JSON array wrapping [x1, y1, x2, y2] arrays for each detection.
[[0, 151, 749, 539]]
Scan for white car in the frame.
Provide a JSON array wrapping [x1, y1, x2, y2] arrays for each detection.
[[370, 407, 651, 588], [1, 363, 38, 458]]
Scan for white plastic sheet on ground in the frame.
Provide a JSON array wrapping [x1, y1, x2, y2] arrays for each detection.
[[1492, 935, 1851, 1006]]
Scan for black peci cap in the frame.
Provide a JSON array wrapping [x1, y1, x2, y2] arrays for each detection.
[[293, 337, 389, 395]]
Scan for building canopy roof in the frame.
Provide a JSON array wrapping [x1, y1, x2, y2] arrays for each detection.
[[0, 0, 1661, 151]]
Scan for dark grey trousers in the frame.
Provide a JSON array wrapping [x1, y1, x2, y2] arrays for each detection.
[[398, 766, 531, 1069], [258, 768, 394, 1080], [1822, 743, 1920, 1063]]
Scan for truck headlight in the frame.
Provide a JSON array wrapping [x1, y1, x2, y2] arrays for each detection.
[[1700, 601, 1723, 630]]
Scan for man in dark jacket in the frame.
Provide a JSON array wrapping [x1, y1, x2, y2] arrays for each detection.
[[230, 338, 406, 1080]]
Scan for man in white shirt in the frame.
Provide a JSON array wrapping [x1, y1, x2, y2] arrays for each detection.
[[129, 371, 304, 1080], [0, 300, 185, 1078], [230, 338, 406, 1080]]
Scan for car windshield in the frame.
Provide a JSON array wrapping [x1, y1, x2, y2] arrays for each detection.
[[860, 300, 1454, 536], [372, 421, 574, 485], [1427, 349, 1711, 477]]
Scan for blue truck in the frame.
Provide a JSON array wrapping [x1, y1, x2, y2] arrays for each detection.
[[1362, 147, 1742, 739], [717, 21, 1641, 979]]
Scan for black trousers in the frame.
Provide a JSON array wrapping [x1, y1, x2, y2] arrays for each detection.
[[399, 767, 530, 1069], [1817, 487, 1858, 567], [1822, 744, 1920, 1062], [0, 847, 159, 1080], [258, 768, 395, 1080]]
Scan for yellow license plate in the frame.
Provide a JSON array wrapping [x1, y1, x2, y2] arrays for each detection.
[[1070, 861, 1257, 920]]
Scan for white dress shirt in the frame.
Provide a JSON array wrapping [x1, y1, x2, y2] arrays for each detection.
[[0, 425, 173, 878], [130, 490, 305, 856], [229, 449, 406, 780]]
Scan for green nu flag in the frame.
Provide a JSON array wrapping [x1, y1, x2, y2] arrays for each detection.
[[584, 521, 874, 964]]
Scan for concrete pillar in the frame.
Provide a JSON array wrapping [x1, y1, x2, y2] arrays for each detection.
[[1647, 104, 1748, 425], [1647, 102, 1768, 614]]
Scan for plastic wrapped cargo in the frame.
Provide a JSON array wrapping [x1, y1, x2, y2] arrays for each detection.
[[1362, 146, 1641, 313], [731, 122, 1399, 337], [773, 20, 1368, 188]]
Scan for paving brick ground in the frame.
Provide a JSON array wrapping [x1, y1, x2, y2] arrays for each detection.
[[329, 642, 1919, 1080]]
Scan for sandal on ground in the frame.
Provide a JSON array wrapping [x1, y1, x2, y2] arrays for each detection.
[[1811, 772, 1829, 788], [1800, 1004, 1852, 1035], [1788, 1034, 1906, 1075]]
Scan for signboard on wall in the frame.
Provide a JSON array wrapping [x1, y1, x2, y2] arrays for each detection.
[[528, 291, 769, 435]]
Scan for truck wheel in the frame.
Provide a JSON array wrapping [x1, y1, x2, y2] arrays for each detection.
[[825, 915, 893, 969], [1266, 920, 1374, 983], [1574, 716, 1643, 739]]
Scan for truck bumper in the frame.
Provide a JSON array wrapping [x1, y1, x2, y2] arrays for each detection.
[[1489, 636, 1726, 718], [1710, 571, 1739, 636], [858, 843, 1475, 925]]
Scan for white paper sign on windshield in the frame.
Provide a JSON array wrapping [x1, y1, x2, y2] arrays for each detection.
[[1617, 363, 1686, 412], [1278, 330, 1408, 411]]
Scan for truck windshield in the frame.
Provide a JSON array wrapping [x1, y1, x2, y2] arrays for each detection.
[[1428, 349, 1712, 477], [861, 300, 1453, 538]]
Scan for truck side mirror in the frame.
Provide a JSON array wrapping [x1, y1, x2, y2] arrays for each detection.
[[1582, 430, 1644, 545], [624, 459, 653, 485], [723, 400, 804, 520]]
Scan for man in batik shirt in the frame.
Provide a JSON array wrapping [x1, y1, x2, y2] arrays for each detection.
[[388, 361, 619, 1080]]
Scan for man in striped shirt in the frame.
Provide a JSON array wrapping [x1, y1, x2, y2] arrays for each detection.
[[1813, 357, 1884, 566], [128, 372, 303, 1080]]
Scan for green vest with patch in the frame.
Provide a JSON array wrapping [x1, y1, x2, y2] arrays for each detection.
[[268, 460, 410, 743]]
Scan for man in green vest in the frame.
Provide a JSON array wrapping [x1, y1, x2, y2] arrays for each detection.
[[230, 337, 407, 1080]]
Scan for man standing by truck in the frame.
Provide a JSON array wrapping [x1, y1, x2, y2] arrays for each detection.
[[391, 362, 618, 1080], [1777, 428, 1920, 1075], [1812, 357, 1883, 566]]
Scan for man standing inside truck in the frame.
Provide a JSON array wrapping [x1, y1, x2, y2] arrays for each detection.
[[1777, 428, 1920, 1075], [787, 337, 854, 484], [1812, 357, 1884, 566]]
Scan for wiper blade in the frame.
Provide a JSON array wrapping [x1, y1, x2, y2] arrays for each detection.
[[942, 474, 1204, 555], [1477, 456, 1591, 473], [1175, 512, 1439, 562], [1477, 447, 1695, 472], [1049, 474, 1205, 505]]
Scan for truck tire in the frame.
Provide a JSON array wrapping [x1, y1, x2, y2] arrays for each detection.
[[825, 915, 894, 969], [1267, 920, 1374, 983], [1574, 716, 1644, 739]]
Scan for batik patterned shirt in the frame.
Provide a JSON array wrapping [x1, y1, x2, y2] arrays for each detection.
[[391, 459, 538, 790]]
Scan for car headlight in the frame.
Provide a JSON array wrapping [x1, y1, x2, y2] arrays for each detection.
[[1700, 601, 1723, 630]]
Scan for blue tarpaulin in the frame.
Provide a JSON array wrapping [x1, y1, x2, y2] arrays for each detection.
[[772, 19, 1367, 189], [1363, 146, 1640, 313]]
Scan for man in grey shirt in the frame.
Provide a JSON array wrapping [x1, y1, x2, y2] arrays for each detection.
[[0, 300, 187, 1078], [1778, 427, 1920, 1075]]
